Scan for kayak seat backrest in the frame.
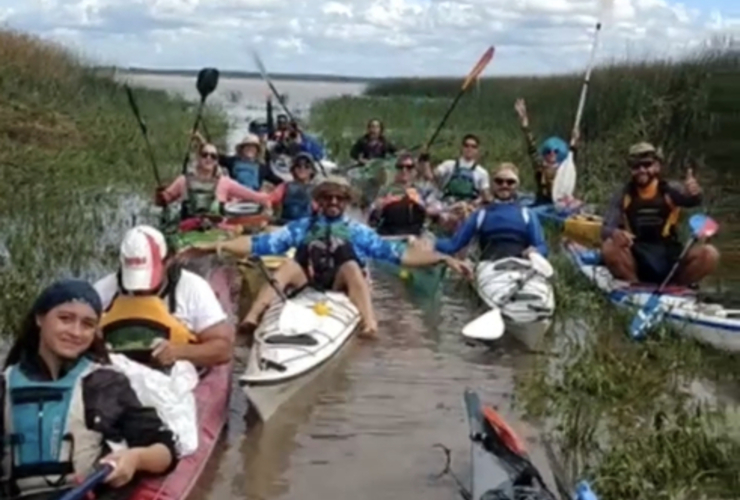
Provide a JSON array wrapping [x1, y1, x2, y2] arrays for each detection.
[[265, 334, 318, 346], [577, 249, 603, 266]]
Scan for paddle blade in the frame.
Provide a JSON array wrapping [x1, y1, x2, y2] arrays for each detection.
[[278, 301, 320, 335], [575, 481, 600, 500], [628, 293, 662, 340], [462, 308, 504, 341], [462, 46, 495, 90], [689, 214, 718, 239], [481, 405, 527, 456], [551, 150, 577, 205], [528, 252, 554, 278], [196, 68, 219, 99], [56, 464, 113, 500]]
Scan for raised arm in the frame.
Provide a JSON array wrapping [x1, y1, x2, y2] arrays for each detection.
[[434, 210, 479, 255]]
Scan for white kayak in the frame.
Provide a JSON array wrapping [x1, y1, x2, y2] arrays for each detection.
[[472, 257, 555, 350], [239, 287, 361, 422], [565, 240, 740, 352]]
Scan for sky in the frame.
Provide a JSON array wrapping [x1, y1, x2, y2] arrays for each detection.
[[1, 0, 738, 77]]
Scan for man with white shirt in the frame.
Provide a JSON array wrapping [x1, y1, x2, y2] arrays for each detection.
[[435, 134, 491, 204], [94, 225, 234, 368]]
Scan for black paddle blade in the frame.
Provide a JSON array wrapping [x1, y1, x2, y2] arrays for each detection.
[[196, 68, 220, 98]]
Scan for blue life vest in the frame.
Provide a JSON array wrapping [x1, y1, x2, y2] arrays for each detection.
[[232, 159, 261, 190], [443, 160, 479, 200], [475, 203, 532, 260], [6, 358, 91, 475], [281, 181, 313, 221]]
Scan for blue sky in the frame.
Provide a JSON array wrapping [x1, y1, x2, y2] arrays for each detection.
[[1, 0, 737, 77]]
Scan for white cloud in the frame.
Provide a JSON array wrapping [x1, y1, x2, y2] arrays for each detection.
[[0, 0, 737, 76]]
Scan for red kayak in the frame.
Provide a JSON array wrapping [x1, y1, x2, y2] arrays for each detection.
[[123, 263, 234, 500]]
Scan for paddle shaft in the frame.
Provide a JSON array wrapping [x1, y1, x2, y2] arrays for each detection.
[[248, 257, 289, 302], [651, 236, 696, 296], [426, 89, 465, 150], [181, 98, 208, 175], [124, 85, 162, 186], [55, 464, 113, 500], [573, 22, 602, 133], [495, 267, 538, 307]]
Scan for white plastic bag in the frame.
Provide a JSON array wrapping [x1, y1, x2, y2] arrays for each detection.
[[109, 354, 199, 457]]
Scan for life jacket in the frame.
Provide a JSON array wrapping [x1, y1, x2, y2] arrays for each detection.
[[442, 160, 480, 200], [99, 265, 196, 354], [373, 184, 426, 236], [534, 167, 556, 204], [621, 179, 679, 243], [298, 218, 356, 289], [182, 174, 221, 219], [281, 181, 313, 222], [232, 159, 261, 191], [2, 358, 103, 497], [475, 204, 533, 260]]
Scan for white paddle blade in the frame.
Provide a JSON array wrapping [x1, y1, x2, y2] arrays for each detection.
[[278, 301, 320, 335], [551, 151, 577, 205], [462, 309, 505, 342], [529, 253, 554, 278]]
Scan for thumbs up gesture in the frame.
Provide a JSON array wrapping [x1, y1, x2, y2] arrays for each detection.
[[684, 167, 701, 196]]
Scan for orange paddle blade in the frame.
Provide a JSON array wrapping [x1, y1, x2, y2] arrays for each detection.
[[482, 405, 527, 456], [462, 46, 495, 90]]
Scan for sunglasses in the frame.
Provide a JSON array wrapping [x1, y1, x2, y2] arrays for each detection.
[[294, 162, 312, 169], [493, 177, 517, 186], [463, 142, 478, 149], [630, 161, 653, 171], [200, 152, 218, 160], [542, 148, 561, 156], [318, 193, 349, 202], [396, 163, 415, 170]]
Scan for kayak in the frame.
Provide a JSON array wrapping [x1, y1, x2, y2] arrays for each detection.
[[473, 257, 555, 350], [120, 261, 234, 500], [239, 287, 361, 422], [565, 239, 740, 351], [518, 194, 602, 248], [372, 233, 447, 294], [463, 389, 599, 500]]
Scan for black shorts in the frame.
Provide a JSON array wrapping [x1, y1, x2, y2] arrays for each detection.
[[631, 240, 683, 284], [294, 243, 359, 290]]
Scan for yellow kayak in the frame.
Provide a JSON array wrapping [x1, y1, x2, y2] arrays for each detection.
[[562, 214, 603, 248]]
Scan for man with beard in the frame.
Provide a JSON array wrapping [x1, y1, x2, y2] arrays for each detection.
[[600, 142, 719, 285]]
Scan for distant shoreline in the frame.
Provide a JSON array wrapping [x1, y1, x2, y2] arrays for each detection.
[[111, 67, 381, 84]]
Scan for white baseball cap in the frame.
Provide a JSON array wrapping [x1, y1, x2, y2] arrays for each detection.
[[119, 225, 168, 291]]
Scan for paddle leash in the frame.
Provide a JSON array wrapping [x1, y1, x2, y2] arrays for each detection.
[[424, 46, 495, 151]]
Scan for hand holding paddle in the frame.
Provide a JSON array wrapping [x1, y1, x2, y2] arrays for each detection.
[[628, 213, 719, 340], [55, 464, 113, 500], [462, 253, 553, 342]]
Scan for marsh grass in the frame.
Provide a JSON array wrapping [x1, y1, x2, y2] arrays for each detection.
[[0, 30, 227, 333], [312, 49, 740, 498]]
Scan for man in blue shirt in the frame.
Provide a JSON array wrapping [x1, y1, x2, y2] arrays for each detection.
[[435, 163, 548, 260], [187, 176, 470, 338]]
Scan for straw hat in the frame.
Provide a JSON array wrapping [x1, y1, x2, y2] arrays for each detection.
[[313, 175, 353, 199], [236, 134, 262, 152]]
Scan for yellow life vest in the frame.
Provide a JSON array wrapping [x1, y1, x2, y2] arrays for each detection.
[[100, 282, 196, 352]]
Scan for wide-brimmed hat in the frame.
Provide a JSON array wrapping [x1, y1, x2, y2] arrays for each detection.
[[312, 175, 353, 199], [628, 142, 664, 162], [236, 134, 262, 152]]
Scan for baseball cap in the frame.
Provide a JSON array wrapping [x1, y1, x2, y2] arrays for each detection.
[[119, 225, 167, 291], [628, 142, 664, 161]]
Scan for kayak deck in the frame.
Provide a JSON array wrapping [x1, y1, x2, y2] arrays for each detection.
[[566, 240, 740, 351]]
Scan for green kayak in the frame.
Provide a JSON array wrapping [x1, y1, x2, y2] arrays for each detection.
[[372, 233, 447, 296]]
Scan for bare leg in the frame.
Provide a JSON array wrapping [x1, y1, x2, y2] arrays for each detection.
[[333, 261, 377, 338], [242, 260, 308, 327], [676, 243, 720, 285], [601, 238, 638, 282]]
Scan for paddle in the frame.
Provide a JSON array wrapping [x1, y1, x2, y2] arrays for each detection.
[[628, 213, 719, 340], [424, 46, 495, 151], [462, 253, 554, 342], [246, 256, 321, 335], [180, 68, 220, 175], [54, 464, 113, 500], [551, 22, 603, 206], [251, 51, 328, 178], [124, 85, 162, 186]]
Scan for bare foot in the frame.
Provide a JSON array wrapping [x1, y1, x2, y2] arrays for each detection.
[[358, 322, 378, 340]]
